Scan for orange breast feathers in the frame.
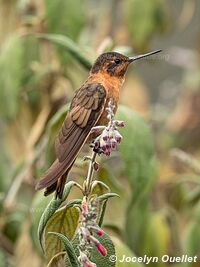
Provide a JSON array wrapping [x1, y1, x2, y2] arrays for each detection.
[[88, 72, 124, 126]]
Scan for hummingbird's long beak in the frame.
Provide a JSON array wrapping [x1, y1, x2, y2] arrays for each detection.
[[128, 49, 162, 62]]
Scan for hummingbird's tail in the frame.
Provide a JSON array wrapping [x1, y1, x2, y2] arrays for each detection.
[[35, 159, 73, 198], [44, 169, 70, 198]]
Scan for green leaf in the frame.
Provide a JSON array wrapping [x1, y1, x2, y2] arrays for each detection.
[[49, 232, 79, 267], [36, 33, 92, 70], [44, 0, 86, 65], [72, 231, 116, 267], [124, 199, 150, 255], [116, 105, 156, 203], [143, 211, 170, 266], [91, 180, 111, 196], [37, 181, 77, 250], [98, 193, 120, 203], [98, 199, 108, 227], [112, 236, 145, 267], [44, 0, 85, 41], [45, 105, 69, 165], [30, 192, 52, 253], [0, 249, 11, 267], [184, 200, 200, 258], [90, 233, 116, 267], [0, 35, 23, 120], [44, 205, 79, 261], [125, 0, 167, 49], [97, 193, 119, 227]]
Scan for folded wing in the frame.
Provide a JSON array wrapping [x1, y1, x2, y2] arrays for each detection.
[[35, 82, 106, 190]]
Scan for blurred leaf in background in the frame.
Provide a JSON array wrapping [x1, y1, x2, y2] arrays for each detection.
[[0, 0, 200, 266]]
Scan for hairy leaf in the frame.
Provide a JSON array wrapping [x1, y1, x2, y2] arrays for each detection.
[[44, 205, 79, 261], [116, 105, 156, 254], [49, 232, 79, 267], [117, 105, 156, 203], [37, 181, 77, 250], [98, 193, 120, 203], [72, 231, 116, 267], [97, 193, 119, 227], [91, 180, 110, 196]]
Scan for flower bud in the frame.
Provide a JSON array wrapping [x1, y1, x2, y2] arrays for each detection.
[[100, 138, 109, 152], [93, 161, 99, 171], [82, 197, 88, 214], [113, 130, 122, 143], [95, 242, 107, 256], [88, 226, 104, 236], [114, 120, 125, 128], [110, 139, 117, 149], [79, 252, 97, 267]]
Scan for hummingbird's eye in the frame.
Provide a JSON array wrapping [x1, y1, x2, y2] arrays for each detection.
[[114, 58, 121, 65]]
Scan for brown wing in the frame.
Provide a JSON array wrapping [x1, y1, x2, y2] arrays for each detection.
[[35, 83, 106, 190], [55, 82, 106, 162]]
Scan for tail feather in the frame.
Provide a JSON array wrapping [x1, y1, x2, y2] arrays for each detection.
[[35, 159, 68, 190], [44, 181, 57, 196]]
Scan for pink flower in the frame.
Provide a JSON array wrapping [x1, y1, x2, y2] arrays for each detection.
[[89, 236, 107, 256], [80, 252, 97, 267], [82, 196, 88, 214], [88, 226, 104, 236], [95, 242, 107, 256], [83, 259, 96, 267], [96, 230, 103, 236]]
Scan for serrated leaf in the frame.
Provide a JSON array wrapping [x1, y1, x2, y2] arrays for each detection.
[[44, 205, 79, 261], [49, 232, 79, 267], [37, 181, 77, 250]]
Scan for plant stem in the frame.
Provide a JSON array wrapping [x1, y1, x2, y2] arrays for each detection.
[[84, 151, 97, 196]]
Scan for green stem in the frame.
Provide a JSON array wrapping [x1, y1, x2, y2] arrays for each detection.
[[84, 151, 97, 196]]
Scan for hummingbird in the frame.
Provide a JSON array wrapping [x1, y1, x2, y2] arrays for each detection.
[[35, 49, 161, 198]]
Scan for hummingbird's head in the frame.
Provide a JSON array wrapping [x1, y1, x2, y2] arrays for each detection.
[[91, 50, 162, 78]]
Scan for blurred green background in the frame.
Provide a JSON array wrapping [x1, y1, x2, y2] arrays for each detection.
[[0, 0, 200, 266]]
